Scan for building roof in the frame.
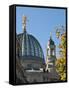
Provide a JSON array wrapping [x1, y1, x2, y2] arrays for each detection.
[[48, 36, 55, 46], [16, 31, 45, 63]]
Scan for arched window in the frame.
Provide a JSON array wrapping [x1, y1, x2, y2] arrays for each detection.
[[51, 49, 55, 56]]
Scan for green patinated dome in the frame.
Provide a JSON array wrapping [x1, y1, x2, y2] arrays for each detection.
[[48, 36, 55, 45]]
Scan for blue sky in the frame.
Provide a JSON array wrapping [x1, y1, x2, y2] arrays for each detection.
[[16, 6, 66, 59]]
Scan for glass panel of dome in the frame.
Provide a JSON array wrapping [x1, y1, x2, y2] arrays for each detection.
[[29, 37, 35, 56], [26, 35, 29, 55]]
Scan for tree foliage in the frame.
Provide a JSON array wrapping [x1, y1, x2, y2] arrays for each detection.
[[55, 28, 66, 81]]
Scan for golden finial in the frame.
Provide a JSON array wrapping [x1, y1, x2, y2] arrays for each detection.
[[22, 15, 27, 32]]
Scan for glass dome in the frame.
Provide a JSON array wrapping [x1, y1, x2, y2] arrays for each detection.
[[16, 31, 45, 63]]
